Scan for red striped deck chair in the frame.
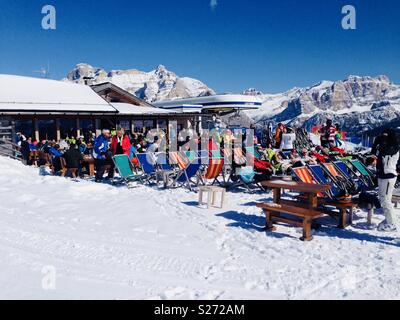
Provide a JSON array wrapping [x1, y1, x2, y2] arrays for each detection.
[[169, 151, 189, 170], [204, 158, 225, 185], [323, 163, 341, 179], [292, 166, 324, 197]]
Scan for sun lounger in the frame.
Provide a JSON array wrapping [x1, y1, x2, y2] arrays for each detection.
[[112, 154, 143, 187]]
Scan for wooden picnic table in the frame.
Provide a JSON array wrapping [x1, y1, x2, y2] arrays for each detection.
[[261, 180, 331, 210], [257, 180, 332, 241]]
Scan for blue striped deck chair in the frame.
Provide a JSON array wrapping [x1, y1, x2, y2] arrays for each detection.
[[136, 153, 158, 184], [335, 160, 371, 191], [308, 164, 342, 199]]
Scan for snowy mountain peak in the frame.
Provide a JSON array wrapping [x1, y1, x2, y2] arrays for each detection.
[[246, 75, 400, 136], [64, 63, 215, 102]]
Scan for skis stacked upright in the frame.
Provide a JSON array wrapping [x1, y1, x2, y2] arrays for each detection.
[[294, 128, 314, 152]]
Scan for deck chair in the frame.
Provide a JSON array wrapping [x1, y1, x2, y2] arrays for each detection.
[[351, 160, 376, 189], [335, 160, 372, 190], [323, 162, 359, 195], [308, 164, 343, 199], [233, 148, 247, 165], [169, 151, 190, 169], [228, 166, 265, 192], [112, 155, 142, 187], [203, 158, 225, 186], [173, 160, 203, 191], [136, 153, 158, 184]]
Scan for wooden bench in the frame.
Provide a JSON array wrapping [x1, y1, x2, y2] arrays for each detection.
[[256, 202, 325, 241], [296, 194, 357, 229]]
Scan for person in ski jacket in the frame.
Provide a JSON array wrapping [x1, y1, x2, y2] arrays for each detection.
[[274, 123, 285, 149], [20, 137, 31, 165], [319, 119, 337, 148], [62, 143, 83, 170], [335, 124, 343, 147], [280, 127, 296, 152], [110, 128, 130, 156], [93, 129, 113, 182], [375, 129, 400, 232]]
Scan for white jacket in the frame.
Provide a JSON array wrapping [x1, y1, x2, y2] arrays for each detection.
[[280, 133, 296, 151], [382, 152, 399, 176]]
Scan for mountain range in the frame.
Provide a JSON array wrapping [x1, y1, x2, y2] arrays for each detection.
[[64, 64, 400, 136], [64, 63, 215, 103]]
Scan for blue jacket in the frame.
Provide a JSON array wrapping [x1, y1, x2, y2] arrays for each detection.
[[93, 134, 109, 159], [49, 147, 63, 158]]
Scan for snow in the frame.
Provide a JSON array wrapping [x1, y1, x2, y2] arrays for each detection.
[[1, 156, 400, 300], [0, 74, 116, 113], [111, 103, 177, 115]]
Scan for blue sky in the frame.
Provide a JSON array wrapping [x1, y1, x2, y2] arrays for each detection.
[[0, 0, 399, 93]]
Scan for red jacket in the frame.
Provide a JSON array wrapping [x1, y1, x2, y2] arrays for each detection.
[[110, 135, 130, 156]]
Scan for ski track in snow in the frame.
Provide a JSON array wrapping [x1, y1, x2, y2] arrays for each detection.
[[0, 156, 400, 300]]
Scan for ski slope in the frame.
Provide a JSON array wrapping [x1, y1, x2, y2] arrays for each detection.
[[0, 156, 399, 300]]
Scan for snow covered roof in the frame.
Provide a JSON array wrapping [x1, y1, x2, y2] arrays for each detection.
[[111, 103, 178, 115], [153, 94, 261, 112], [0, 74, 117, 114]]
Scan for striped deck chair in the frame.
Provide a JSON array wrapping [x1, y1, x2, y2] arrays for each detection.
[[203, 158, 225, 186], [335, 160, 372, 190], [292, 166, 324, 198], [323, 162, 359, 195], [308, 164, 342, 199], [169, 151, 190, 169], [233, 148, 247, 165]]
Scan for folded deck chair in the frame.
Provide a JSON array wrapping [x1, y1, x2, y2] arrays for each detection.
[[323, 162, 359, 195], [308, 164, 344, 199], [292, 166, 324, 198], [203, 158, 225, 186], [351, 160, 376, 189], [136, 153, 158, 184], [112, 155, 142, 187], [335, 160, 372, 191]]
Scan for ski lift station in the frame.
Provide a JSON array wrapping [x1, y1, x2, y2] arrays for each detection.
[[153, 94, 262, 114], [0, 74, 261, 142]]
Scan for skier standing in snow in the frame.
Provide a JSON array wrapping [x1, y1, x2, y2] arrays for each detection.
[[93, 129, 113, 183], [374, 129, 400, 232]]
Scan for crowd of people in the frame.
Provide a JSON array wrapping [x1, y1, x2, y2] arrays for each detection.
[[13, 119, 400, 232], [16, 128, 156, 182]]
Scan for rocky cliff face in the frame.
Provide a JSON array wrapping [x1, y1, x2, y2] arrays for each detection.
[[245, 75, 400, 136], [64, 63, 215, 103]]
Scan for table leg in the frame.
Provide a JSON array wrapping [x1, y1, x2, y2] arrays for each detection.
[[264, 210, 276, 232], [308, 193, 318, 209], [338, 208, 346, 229], [273, 188, 281, 204], [89, 163, 94, 177], [301, 217, 313, 241]]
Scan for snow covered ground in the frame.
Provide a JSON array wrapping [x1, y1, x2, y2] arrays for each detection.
[[1, 156, 400, 300]]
